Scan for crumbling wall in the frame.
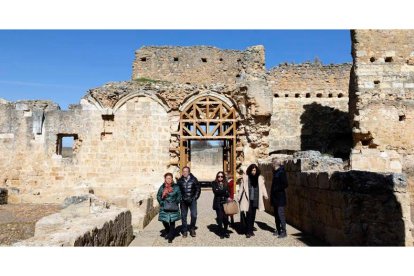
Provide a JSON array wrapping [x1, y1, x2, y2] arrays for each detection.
[[268, 63, 352, 159], [86, 80, 271, 178], [350, 30, 414, 174], [260, 156, 413, 246], [0, 96, 170, 204], [13, 195, 133, 246], [132, 45, 264, 86]]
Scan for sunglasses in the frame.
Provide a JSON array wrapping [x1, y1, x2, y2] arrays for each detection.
[[218, 175, 224, 178]]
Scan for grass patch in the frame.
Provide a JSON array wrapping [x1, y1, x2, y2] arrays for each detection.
[[134, 77, 161, 83]]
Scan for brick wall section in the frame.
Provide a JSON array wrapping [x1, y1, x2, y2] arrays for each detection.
[[350, 30, 414, 174], [132, 46, 265, 85], [260, 158, 413, 246], [268, 63, 352, 159]]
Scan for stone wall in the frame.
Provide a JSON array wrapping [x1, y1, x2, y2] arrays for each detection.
[[191, 147, 223, 182], [14, 195, 134, 246], [85, 80, 272, 175], [132, 46, 265, 86], [350, 30, 414, 174], [0, 96, 170, 205], [268, 63, 352, 159], [261, 157, 413, 246]]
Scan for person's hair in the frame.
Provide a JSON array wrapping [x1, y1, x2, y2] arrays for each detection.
[[215, 171, 228, 185], [182, 166, 190, 172], [164, 172, 173, 179], [246, 164, 261, 177]]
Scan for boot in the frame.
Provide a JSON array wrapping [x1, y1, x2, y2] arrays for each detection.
[[278, 228, 287, 238]]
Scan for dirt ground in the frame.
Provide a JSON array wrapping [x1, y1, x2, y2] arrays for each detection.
[[0, 203, 61, 246]]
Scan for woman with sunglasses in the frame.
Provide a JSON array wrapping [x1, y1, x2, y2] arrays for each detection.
[[211, 171, 231, 239]]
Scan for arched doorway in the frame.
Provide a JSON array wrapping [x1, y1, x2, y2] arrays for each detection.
[[179, 95, 238, 189]]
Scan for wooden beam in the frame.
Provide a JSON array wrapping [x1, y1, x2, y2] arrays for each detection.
[[180, 119, 238, 123], [181, 136, 234, 140]]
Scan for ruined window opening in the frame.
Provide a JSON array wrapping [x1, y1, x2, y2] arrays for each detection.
[[316, 93, 322, 98], [370, 57, 376, 62], [374, 80, 380, 84], [328, 93, 333, 98], [56, 134, 78, 158], [295, 93, 300, 98], [285, 94, 289, 98], [201, 58, 207, 63], [305, 93, 311, 98], [236, 74, 241, 78], [274, 94, 279, 98], [385, 57, 393, 62], [140, 57, 147, 62], [219, 58, 223, 62], [399, 115, 406, 121], [174, 57, 179, 61], [338, 93, 344, 98]]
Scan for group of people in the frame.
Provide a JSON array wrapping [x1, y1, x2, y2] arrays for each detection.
[[156, 161, 288, 243]]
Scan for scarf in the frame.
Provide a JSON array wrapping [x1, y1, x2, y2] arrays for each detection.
[[162, 182, 173, 199], [249, 174, 259, 187]]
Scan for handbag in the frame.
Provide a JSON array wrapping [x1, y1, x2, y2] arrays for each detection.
[[223, 200, 239, 215], [163, 201, 179, 212]]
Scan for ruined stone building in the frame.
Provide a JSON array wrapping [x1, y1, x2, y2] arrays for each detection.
[[1, 30, 414, 245]]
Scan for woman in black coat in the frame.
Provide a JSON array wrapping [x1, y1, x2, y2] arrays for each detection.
[[211, 171, 231, 239], [271, 160, 288, 238]]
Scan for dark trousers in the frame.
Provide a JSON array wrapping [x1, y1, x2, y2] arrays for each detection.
[[274, 206, 286, 234], [180, 199, 197, 233], [215, 206, 229, 234], [246, 201, 257, 234], [162, 221, 176, 239]]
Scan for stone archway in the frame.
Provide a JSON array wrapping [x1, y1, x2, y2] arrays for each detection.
[[179, 94, 239, 185]]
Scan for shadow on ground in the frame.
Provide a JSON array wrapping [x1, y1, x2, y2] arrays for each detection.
[[289, 233, 328, 246]]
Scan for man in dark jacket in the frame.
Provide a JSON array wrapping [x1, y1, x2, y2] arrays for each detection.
[[271, 160, 288, 238], [177, 166, 201, 238]]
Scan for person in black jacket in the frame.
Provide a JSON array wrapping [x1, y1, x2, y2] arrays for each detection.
[[177, 166, 201, 238], [211, 171, 231, 239], [271, 160, 288, 238]]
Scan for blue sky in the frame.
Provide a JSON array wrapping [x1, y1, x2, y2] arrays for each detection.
[[0, 30, 351, 109]]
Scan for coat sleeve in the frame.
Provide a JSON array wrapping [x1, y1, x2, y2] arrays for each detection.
[[282, 170, 288, 189], [275, 170, 288, 192], [194, 177, 201, 200], [156, 185, 163, 206], [175, 185, 182, 203], [271, 173, 276, 198], [260, 176, 268, 199], [236, 179, 244, 202]]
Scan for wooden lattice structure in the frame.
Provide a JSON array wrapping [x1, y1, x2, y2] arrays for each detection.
[[179, 96, 238, 186]]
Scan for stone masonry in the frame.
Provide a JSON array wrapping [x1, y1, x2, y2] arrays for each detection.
[[260, 156, 413, 246], [268, 63, 352, 159], [350, 30, 414, 174], [13, 195, 134, 246], [2, 31, 414, 246]]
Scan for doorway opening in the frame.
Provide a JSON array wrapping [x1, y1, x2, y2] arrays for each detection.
[[179, 95, 238, 191]]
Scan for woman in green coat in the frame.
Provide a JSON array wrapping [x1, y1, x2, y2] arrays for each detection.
[[157, 172, 182, 243]]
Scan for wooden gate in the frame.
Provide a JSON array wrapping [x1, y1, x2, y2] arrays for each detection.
[[179, 96, 237, 186]]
